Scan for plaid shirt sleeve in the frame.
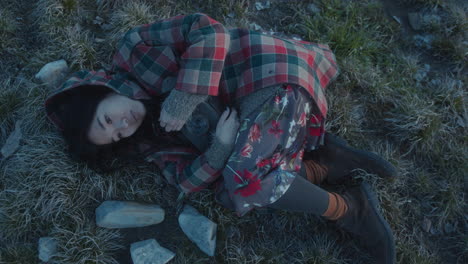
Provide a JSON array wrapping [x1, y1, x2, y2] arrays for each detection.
[[143, 146, 222, 194], [114, 13, 230, 96]]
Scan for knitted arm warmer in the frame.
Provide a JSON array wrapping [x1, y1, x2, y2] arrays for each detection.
[[161, 89, 209, 122], [204, 133, 235, 169]]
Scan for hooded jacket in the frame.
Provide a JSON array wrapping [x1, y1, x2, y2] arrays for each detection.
[[45, 13, 339, 195]]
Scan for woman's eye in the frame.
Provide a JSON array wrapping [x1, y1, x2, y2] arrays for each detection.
[[105, 115, 112, 124]]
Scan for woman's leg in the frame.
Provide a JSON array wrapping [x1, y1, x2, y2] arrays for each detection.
[[267, 174, 396, 264], [304, 133, 398, 184], [267, 175, 348, 220]]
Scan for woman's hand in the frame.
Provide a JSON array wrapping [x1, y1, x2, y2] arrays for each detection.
[[159, 109, 185, 132], [216, 107, 240, 145]]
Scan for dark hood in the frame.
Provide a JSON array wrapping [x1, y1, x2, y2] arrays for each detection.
[[44, 69, 151, 131]]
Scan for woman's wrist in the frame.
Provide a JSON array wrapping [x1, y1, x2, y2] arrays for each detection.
[[205, 134, 235, 169], [162, 89, 209, 122]]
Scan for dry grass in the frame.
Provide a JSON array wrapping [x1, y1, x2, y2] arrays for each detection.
[[0, 0, 466, 263], [0, 8, 18, 52]]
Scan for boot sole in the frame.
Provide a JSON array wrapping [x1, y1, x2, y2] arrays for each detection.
[[326, 137, 398, 180], [361, 182, 396, 264]]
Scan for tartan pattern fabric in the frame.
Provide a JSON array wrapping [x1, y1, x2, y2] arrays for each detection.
[[142, 146, 221, 194], [111, 13, 339, 117], [45, 13, 339, 196], [111, 13, 230, 97]]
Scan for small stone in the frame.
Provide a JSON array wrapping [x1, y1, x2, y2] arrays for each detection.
[[414, 64, 430, 82], [1, 120, 23, 159], [413, 34, 434, 49], [307, 4, 321, 14], [249, 23, 262, 31], [100, 23, 112, 31], [130, 239, 175, 264], [255, 1, 271, 11], [392, 16, 401, 24], [227, 12, 235, 18], [422, 14, 441, 28], [38, 237, 58, 262], [35, 59, 69, 87], [408, 12, 423, 31], [291, 34, 303, 41], [96, 201, 165, 228], [94, 38, 106, 43], [93, 16, 104, 25], [456, 115, 465, 127], [178, 205, 217, 256], [444, 222, 456, 234], [422, 217, 431, 232]]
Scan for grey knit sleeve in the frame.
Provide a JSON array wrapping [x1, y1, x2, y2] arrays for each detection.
[[204, 133, 235, 169], [162, 89, 209, 122]]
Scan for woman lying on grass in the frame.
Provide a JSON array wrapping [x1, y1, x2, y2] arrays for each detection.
[[45, 13, 396, 263]]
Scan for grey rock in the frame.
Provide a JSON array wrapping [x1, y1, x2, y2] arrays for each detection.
[[422, 217, 432, 232], [94, 38, 106, 43], [249, 23, 262, 31], [178, 205, 217, 256], [255, 1, 271, 11], [392, 15, 401, 24], [101, 23, 112, 31], [130, 239, 175, 264], [307, 4, 321, 14], [1, 120, 23, 159], [96, 201, 165, 228], [93, 16, 104, 25], [414, 64, 430, 82], [422, 14, 441, 29], [456, 115, 465, 128], [38, 237, 57, 262], [408, 12, 423, 30], [413, 34, 434, 49], [35, 60, 69, 87]]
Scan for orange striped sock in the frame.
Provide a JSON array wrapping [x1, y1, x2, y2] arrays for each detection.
[[303, 160, 328, 184], [322, 192, 348, 220]]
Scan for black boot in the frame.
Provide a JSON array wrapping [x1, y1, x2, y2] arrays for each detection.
[[317, 133, 398, 184], [337, 182, 396, 264]]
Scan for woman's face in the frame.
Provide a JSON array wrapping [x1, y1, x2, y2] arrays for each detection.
[[87, 92, 146, 145]]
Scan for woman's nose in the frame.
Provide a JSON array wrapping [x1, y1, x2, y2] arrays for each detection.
[[118, 118, 129, 129]]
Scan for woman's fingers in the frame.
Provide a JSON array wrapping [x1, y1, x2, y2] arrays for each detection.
[[160, 109, 186, 132], [220, 108, 229, 121], [176, 120, 184, 131], [165, 120, 182, 132]]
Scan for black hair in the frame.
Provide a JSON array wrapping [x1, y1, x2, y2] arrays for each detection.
[[58, 85, 166, 174]]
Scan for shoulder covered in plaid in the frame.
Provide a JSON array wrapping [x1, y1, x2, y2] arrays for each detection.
[[112, 13, 230, 96]]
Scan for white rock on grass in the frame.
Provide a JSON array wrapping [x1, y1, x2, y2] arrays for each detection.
[[38, 237, 58, 262], [249, 23, 262, 31], [307, 3, 321, 14], [255, 1, 271, 11], [408, 12, 423, 31], [130, 239, 175, 264], [96, 201, 165, 228], [1, 120, 23, 159], [35, 59, 69, 87], [178, 205, 217, 256]]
